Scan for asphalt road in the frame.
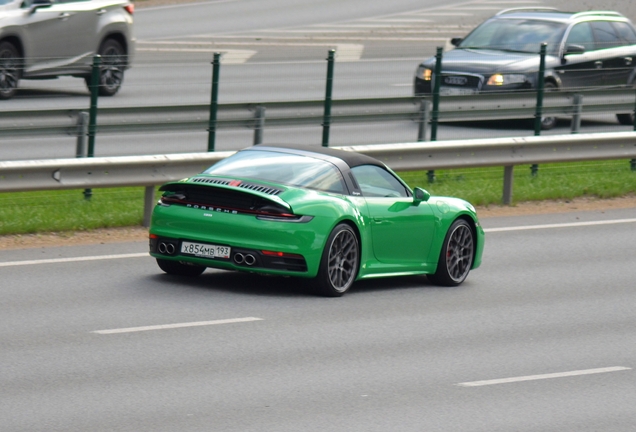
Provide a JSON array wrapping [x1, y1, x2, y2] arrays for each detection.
[[2, 0, 636, 160], [1, 208, 635, 431]]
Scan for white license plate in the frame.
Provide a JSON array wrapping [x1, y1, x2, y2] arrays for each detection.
[[440, 86, 476, 96], [181, 241, 231, 259]]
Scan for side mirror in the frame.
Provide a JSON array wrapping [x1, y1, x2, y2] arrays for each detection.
[[450, 38, 463, 47], [413, 187, 431, 205], [564, 44, 585, 55]]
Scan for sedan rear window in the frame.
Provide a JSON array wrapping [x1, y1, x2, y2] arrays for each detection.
[[205, 150, 347, 194]]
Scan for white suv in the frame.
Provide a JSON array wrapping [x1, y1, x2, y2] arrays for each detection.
[[0, 0, 134, 99]]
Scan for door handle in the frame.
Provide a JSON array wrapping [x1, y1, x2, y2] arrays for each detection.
[[57, 12, 72, 19], [96, 9, 107, 15], [625, 57, 633, 66], [594, 60, 603, 69]]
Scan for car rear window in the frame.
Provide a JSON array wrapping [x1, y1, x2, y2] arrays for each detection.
[[611, 21, 636, 45], [592, 21, 624, 49], [204, 150, 347, 194]]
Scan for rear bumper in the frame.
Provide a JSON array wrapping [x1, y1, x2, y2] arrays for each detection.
[[150, 235, 309, 274]]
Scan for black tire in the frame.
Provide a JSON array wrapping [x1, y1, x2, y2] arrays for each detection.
[[156, 258, 206, 277], [85, 39, 126, 97], [616, 113, 634, 126], [540, 82, 557, 130], [314, 224, 359, 297], [0, 41, 21, 100], [428, 219, 474, 287]]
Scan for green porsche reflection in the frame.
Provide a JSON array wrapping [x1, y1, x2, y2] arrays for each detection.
[[149, 145, 484, 296]]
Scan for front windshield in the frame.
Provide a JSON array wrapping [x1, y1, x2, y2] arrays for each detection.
[[460, 19, 566, 54], [204, 150, 347, 194]]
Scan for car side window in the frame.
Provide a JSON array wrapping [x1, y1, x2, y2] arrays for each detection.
[[566, 23, 595, 51], [591, 21, 623, 49], [350, 165, 410, 198], [611, 22, 636, 45]]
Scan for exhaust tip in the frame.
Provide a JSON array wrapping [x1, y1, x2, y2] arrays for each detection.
[[233, 253, 245, 264], [158, 242, 176, 255], [244, 254, 256, 266]]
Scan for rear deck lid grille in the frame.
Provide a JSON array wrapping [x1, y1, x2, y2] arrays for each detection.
[[190, 176, 283, 196]]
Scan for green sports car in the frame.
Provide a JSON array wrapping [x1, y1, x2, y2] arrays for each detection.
[[149, 145, 484, 296]]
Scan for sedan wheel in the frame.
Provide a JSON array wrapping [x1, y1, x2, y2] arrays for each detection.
[[156, 258, 206, 277], [0, 42, 21, 100], [428, 219, 474, 286], [314, 224, 359, 297], [85, 39, 126, 96]]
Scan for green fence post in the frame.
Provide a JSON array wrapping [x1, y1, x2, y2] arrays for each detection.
[[87, 55, 101, 158], [531, 42, 547, 177], [208, 52, 221, 152], [84, 54, 101, 200], [428, 47, 443, 183], [322, 49, 336, 147]]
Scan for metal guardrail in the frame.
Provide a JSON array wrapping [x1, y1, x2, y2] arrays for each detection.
[[0, 88, 634, 140], [2, 132, 636, 225]]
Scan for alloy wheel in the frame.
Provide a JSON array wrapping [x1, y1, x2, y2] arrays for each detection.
[[327, 228, 358, 292], [445, 223, 474, 283]]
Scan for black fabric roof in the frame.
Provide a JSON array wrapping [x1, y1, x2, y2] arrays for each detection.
[[247, 144, 386, 169]]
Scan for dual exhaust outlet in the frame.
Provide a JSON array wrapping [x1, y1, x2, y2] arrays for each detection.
[[233, 252, 256, 266], [158, 242, 176, 255]]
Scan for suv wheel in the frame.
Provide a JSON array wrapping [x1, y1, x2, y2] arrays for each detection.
[[0, 42, 21, 100], [85, 39, 126, 96]]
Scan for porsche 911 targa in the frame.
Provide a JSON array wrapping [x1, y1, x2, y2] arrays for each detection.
[[149, 145, 484, 296]]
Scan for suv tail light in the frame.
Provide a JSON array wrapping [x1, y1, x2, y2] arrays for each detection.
[[124, 4, 134, 14]]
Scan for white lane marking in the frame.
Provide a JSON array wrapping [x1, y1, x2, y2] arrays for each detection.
[[93, 317, 263, 335], [0, 253, 147, 268], [412, 13, 473, 16], [137, 45, 257, 64], [361, 18, 432, 23], [137, 0, 237, 12], [138, 41, 364, 62], [484, 218, 636, 233], [457, 366, 631, 387], [481, 1, 542, 3]]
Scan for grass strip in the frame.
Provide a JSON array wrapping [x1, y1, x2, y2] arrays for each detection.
[[1, 160, 635, 236]]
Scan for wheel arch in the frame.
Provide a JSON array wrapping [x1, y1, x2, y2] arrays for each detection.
[[453, 214, 480, 268], [0, 36, 24, 59], [99, 32, 129, 64], [544, 76, 559, 88]]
